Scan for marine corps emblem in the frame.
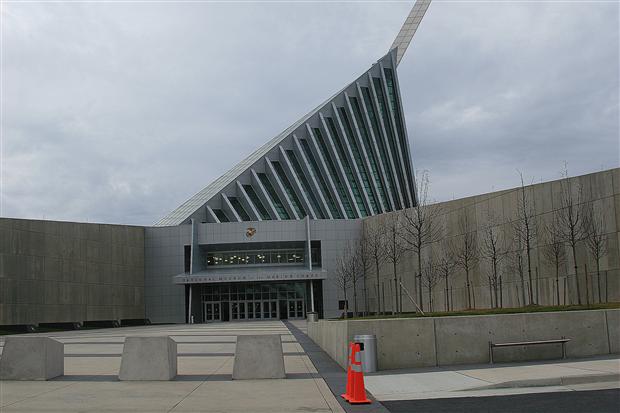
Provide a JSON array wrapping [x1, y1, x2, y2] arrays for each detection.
[[246, 227, 256, 238]]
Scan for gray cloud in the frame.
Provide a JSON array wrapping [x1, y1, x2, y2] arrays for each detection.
[[1, 1, 618, 225]]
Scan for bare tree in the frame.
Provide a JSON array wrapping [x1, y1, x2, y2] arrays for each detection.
[[356, 236, 373, 315], [384, 213, 406, 314], [507, 229, 528, 307], [513, 171, 537, 305], [583, 202, 609, 303], [421, 257, 441, 312], [451, 213, 479, 309], [553, 165, 587, 305], [481, 214, 507, 308], [334, 246, 357, 319], [543, 213, 567, 305], [365, 223, 386, 315], [400, 170, 442, 312], [437, 241, 455, 311]]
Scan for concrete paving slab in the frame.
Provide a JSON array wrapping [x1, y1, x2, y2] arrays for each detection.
[[0, 381, 75, 408], [1, 381, 199, 412], [64, 357, 121, 376], [170, 379, 338, 412]]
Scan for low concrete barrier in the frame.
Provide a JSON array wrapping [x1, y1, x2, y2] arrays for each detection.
[[308, 309, 620, 370], [232, 335, 285, 379], [119, 336, 177, 381], [0, 337, 64, 380]]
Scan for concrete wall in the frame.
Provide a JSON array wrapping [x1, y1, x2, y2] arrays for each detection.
[[308, 309, 620, 370], [360, 168, 620, 314], [0, 218, 145, 325]]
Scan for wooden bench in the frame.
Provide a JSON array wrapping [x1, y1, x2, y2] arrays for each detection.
[[488, 337, 570, 364]]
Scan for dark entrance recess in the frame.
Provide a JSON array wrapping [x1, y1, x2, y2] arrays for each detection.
[[279, 300, 288, 320], [221, 301, 230, 321]]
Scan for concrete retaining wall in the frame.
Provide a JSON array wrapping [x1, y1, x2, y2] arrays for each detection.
[[308, 309, 620, 370], [0, 218, 145, 325], [360, 168, 620, 314]]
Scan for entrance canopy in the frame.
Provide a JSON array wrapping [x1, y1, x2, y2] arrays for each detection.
[[173, 268, 326, 285]]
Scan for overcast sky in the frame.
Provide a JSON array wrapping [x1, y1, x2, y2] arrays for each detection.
[[1, 0, 618, 226]]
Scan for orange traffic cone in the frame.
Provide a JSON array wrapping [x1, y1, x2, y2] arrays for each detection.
[[341, 342, 355, 401], [348, 342, 371, 404]]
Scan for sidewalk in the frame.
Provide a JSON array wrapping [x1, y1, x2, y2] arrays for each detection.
[[364, 355, 620, 401]]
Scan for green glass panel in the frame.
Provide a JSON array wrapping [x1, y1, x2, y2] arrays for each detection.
[[384, 68, 414, 201], [362, 87, 400, 209], [286, 150, 325, 219], [349, 96, 391, 212], [228, 197, 251, 221], [313, 128, 356, 219], [337, 107, 379, 214], [325, 117, 367, 217], [272, 161, 306, 218], [243, 184, 272, 220], [258, 173, 290, 219], [373, 77, 408, 208], [299, 139, 342, 218], [213, 209, 229, 222]]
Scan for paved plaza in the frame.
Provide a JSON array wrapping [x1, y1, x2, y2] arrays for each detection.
[[0, 321, 344, 412], [2, 321, 619, 412]]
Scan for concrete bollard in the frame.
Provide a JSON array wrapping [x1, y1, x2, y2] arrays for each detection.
[[0, 337, 64, 380], [232, 335, 286, 380], [119, 336, 177, 381]]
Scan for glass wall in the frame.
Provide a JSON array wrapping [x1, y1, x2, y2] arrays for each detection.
[[243, 184, 272, 220], [313, 128, 356, 219], [205, 244, 321, 267], [299, 139, 342, 219], [258, 173, 290, 220]]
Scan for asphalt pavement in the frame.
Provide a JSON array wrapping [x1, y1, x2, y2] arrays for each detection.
[[383, 389, 620, 413]]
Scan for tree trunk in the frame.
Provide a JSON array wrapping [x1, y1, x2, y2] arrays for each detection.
[[428, 286, 433, 313], [526, 246, 534, 305], [465, 267, 472, 309], [584, 263, 590, 306], [596, 259, 602, 304], [363, 269, 368, 316], [488, 282, 493, 308], [445, 277, 449, 312], [353, 278, 358, 317], [536, 267, 540, 304], [572, 244, 582, 305], [555, 262, 560, 306], [343, 288, 348, 319], [393, 261, 398, 315], [499, 277, 503, 308], [375, 260, 381, 315], [417, 250, 423, 312]]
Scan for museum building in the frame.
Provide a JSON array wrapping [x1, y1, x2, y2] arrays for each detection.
[[144, 1, 433, 323]]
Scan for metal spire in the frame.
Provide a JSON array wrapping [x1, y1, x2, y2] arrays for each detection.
[[389, 0, 432, 66]]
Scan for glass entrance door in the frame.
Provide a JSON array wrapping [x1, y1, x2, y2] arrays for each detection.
[[287, 299, 304, 319], [203, 301, 221, 322]]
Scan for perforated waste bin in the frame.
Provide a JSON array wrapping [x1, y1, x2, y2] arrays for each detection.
[[353, 334, 377, 373]]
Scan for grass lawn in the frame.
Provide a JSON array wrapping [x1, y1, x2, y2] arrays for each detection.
[[342, 302, 620, 320]]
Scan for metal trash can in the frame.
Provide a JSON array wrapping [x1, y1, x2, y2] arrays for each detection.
[[307, 312, 318, 322], [354, 334, 377, 373]]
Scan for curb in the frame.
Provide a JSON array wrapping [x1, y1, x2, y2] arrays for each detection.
[[467, 373, 620, 390]]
